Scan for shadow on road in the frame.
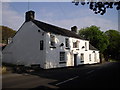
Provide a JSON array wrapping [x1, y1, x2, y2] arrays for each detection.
[[4, 62, 120, 89]]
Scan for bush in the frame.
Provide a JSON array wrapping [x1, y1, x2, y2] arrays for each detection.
[[2, 66, 7, 74]]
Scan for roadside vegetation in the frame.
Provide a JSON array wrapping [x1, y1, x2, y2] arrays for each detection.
[[0, 66, 7, 74], [0, 26, 16, 44], [2, 66, 7, 74], [108, 59, 118, 62], [79, 25, 120, 62]]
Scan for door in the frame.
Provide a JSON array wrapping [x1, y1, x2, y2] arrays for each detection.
[[74, 54, 77, 66], [80, 53, 84, 63]]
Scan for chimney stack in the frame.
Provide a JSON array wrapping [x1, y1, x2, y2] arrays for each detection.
[[25, 10, 35, 22], [71, 26, 77, 34]]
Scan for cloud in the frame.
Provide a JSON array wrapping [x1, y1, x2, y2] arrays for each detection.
[[2, 3, 24, 30]]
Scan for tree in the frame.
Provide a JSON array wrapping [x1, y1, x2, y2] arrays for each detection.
[[0, 26, 16, 44], [0, 26, 2, 43], [104, 30, 120, 60], [72, 0, 120, 15], [79, 25, 109, 53]]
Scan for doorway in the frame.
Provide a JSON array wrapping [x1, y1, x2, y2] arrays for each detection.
[[74, 54, 77, 66]]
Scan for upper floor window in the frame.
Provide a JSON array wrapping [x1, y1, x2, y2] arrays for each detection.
[[65, 38, 69, 48], [50, 35, 55, 47], [73, 41, 79, 48], [40, 40, 44, 50]]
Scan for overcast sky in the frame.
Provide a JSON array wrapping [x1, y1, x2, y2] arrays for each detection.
[[1, 2, 118, 32]]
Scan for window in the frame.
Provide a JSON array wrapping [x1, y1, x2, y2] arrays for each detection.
[[73, 41, 79, 48], [80, 53, 84, 61], [38, 30, 40, 32], [85, 42, 87, 51], [89, 54, 91, 61], [94, 53, 97, 62], [65, 38, 69, 47], [40, 40, 44, 50], [60, 52, 65, 62], [50, 35, 55, 47], [8, 37, 13, 44], [73, 42, 77, 48]]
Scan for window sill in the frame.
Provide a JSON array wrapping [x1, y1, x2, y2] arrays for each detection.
[[81, 61, 84, 63], [59, 62, 66, 64], [65, 47, 70, 49], [73, 47, 79, 48], [50, 46, 56, 48]]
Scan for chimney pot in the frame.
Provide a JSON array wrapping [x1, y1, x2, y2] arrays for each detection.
[[25, 10, 35, 22], [71, 26, 77, 33]]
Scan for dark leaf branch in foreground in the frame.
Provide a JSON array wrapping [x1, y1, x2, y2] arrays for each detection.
[[72, 1, 120, 15]]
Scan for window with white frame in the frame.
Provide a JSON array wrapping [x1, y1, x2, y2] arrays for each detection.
[[50, 34, 55, 47], [8, 37, 13, 44], [60, 52, 65, 62], [73, 41, 79, 48], [65, 38, 69, 48]]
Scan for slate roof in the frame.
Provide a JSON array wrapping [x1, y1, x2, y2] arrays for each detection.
[[32, 20, 98, 51], [89, 44, 98, 51], [32, 20, 84, 39]]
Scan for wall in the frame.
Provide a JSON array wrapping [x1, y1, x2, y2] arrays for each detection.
[[45, 32, 96, 69], [2, 21, 46, 68], [84, 50, 100, 64], [2, 21, 100, 69], [45, 33, 72, 69]]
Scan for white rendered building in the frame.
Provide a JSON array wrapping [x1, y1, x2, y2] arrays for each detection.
[[2, 11, 100, 69]]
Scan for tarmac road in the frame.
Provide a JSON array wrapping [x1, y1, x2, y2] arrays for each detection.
[[2, 62, 120, 89]]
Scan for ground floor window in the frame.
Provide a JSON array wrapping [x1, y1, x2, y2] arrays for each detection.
[[89, 54, 91, 61], [40, 40, 44, 50], [80, 53, 84, 61], [60, 52, 65, 62], [94, 53, 97, 62]]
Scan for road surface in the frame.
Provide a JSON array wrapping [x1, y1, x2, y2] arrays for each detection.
[[2, 62, 120, 89]]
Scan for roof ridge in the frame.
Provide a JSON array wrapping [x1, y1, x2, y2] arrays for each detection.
[[32, 20, 85, 40], [34, 20, 70, 31]]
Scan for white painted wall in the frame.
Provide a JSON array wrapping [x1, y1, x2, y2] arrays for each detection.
[[83, 50, 100, 64], [2, 21, 46, 68], [2, 21, 100, 69], [45, 33, 100, 69], [45, 33, 72, 69]]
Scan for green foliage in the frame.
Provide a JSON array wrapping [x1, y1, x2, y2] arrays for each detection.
[[72, 1, 120, 15], [0, 26, 16, 44], [104, 30, 120, 60], [0, 26, 2, 43], [79, 25, 109, 53]]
